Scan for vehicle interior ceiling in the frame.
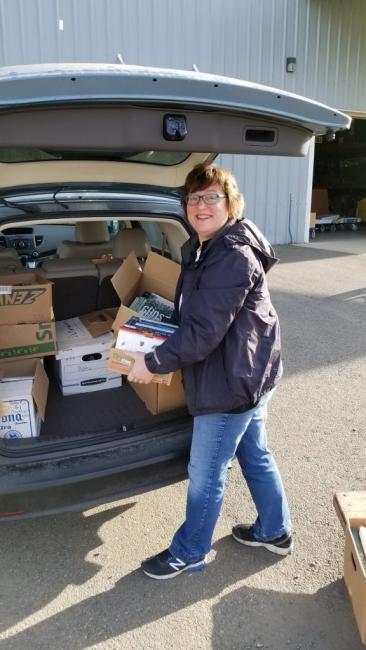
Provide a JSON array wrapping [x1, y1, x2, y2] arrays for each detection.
[[0, 213, 190, 442]]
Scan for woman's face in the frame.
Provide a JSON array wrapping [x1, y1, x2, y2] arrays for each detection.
[[186, 183, 229, 243]]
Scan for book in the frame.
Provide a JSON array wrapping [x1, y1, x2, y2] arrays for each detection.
[[116, 326, 166, 354], [129, 292, 175, 323], [113, 315, 178, 385], [123, 316, 178, 337], [351, 527, 366, 572], [116, 316, 178, 352], [360, 526, 366, 557]]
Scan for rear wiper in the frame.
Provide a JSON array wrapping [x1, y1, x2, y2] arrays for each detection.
[[0, 197, 40, 214]]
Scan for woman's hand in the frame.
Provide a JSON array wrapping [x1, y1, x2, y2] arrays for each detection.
[[127, 351, 155, 384]]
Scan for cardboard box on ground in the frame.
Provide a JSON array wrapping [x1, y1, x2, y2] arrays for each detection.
[[108, 251, 186, 415], [344, 516, 366, 645], [55, 312, 122, 395], [311, 189, 330, 215], [0, 359, 49, 438], [309, 212, 316, 229], [311, 189, 339, 221], [0, 272, 57, 361], [334, 492, 366, 644], [357, 197, 366, 223]]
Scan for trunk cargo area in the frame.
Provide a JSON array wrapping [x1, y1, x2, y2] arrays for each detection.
[[40, 358, 189, 440]]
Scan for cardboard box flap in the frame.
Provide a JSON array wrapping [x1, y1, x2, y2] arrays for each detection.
[[32, 360, 49, 421], [0, 358, 39, 378], [141, 252, 180, 302], [80, 308, 118, 337], [0, 271, 52, 288], [334, 492, 366, 532], [112, 305, 137, 335], [111, 252, 142, 305], [0, 358, 49, 420]]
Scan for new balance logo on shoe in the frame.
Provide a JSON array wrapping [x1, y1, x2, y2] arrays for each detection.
[[168, 557, 186, 571], [141, 548, 207, 579]]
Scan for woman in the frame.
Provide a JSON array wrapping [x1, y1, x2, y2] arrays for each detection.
[[128, 163, 292, 580]]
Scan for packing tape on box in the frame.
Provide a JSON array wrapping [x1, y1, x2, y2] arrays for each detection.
[[0, 400, 11, 416]]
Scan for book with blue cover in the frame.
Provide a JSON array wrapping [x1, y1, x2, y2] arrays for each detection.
[[129, 292, 175, 324], [124, 316, 178, 337]]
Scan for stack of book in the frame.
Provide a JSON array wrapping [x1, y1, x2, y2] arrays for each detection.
[[115, 316, 178, 385], [129, 292, 175, 324], [116, 316, 178, 353]]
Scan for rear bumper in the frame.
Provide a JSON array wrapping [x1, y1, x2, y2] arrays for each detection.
[[0, 419, 192, 520], [0, 455, 188, 520]]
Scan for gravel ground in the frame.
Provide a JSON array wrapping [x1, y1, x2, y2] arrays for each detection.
[[0, 232, 365, 650]]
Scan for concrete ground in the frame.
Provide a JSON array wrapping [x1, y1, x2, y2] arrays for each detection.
[[0, 229, 365, 650]]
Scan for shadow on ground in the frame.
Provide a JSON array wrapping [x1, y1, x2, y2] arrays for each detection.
[[0, 531, 363, 650], [0, 504, 135, 634], [211, 578, 363, 650]]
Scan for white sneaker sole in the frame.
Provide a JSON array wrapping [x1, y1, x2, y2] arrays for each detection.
[[142, 557, 207, 580], [232, 531, 293, 556]]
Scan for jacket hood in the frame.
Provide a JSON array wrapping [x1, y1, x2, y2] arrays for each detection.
[[181, 218, 279, 273]]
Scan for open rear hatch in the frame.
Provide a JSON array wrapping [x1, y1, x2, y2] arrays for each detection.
[[0, 62, 351, 196]]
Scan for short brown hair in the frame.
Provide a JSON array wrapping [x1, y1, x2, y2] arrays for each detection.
[[183, 163, 245, 221]]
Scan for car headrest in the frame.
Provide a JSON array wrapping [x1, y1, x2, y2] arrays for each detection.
[[112, 229, 151, 259], [75, 221, 110, 244]]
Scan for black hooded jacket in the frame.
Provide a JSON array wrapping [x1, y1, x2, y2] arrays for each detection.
[[144, 218, 283, 416]]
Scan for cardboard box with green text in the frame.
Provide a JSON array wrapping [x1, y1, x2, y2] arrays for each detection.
[[0, 321, 57, 361], [0, 272, 57, 360]]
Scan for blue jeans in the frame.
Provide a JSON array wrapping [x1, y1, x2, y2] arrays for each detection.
[[170, 391, 291, 562]]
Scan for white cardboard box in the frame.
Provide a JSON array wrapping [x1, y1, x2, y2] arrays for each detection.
[[60, 375, 122, 396], [55, 317, 122, 394], [0, 359, 49, 438], [56, 317, 114, 358]]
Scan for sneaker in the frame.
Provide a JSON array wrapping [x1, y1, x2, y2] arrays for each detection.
[[141, 548, 207, 580], [232, 524, 294, 556]]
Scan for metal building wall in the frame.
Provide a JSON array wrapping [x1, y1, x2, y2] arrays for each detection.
[[0, 0, 364, 243]]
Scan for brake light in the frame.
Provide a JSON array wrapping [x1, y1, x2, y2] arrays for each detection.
[[0, 510, 26, 518]]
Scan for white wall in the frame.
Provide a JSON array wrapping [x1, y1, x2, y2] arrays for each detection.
[[0, 0, 364, 242]]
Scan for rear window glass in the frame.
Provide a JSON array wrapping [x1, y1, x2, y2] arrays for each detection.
[[0, 148, 189, 166]]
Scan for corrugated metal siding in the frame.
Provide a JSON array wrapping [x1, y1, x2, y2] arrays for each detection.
[[0, 0, 364, 243], [219, 149, 314, 245]]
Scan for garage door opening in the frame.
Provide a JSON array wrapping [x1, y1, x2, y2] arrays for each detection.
[[311, 116, 366, 241]]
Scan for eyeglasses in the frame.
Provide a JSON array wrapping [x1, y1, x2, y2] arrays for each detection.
[[185, 192, 226, 206]]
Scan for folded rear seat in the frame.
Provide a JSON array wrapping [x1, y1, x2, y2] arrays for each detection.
[[42, 258, 99, 320]]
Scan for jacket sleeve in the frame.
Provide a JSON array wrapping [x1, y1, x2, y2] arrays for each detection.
[[144, 246, 259, 374]]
